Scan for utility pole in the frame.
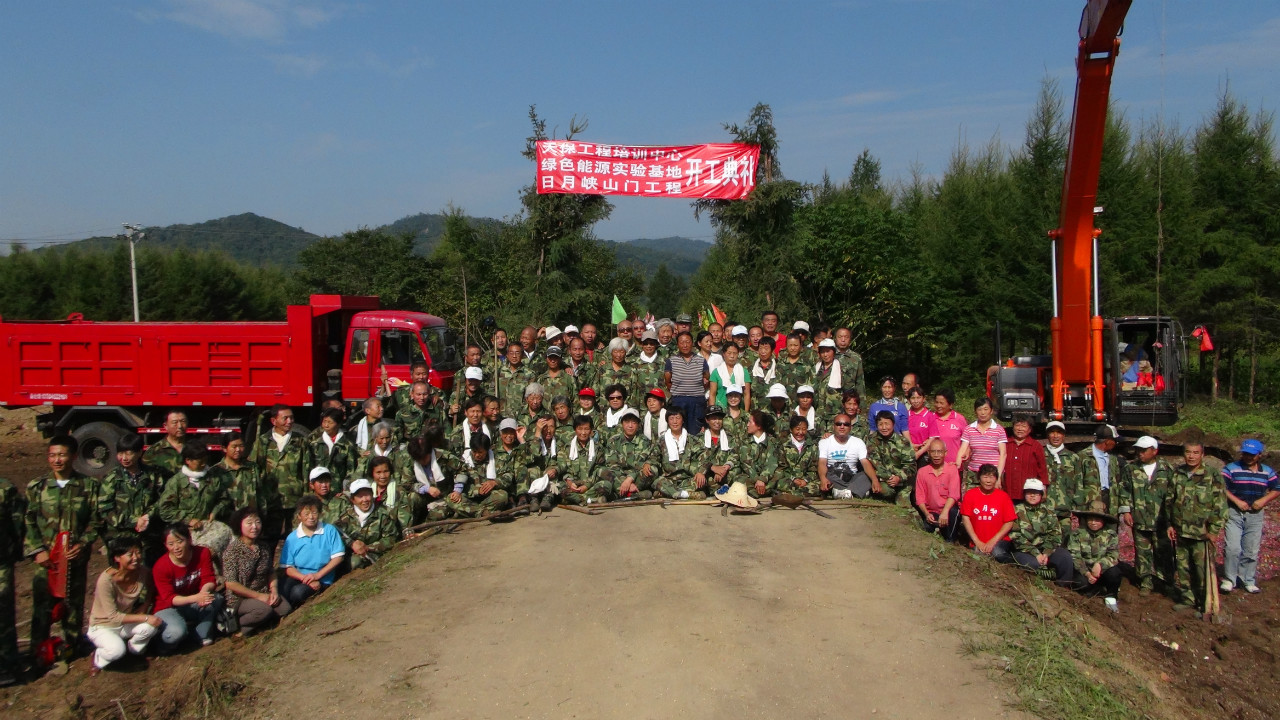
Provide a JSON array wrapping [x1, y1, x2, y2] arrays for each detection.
[[122, 223, 144, 322]]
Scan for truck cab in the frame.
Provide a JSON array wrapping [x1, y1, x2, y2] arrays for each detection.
[[338, 311, 462, 405]]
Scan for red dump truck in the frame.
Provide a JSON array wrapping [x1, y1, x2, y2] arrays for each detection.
[[0, 295, 461, 476]]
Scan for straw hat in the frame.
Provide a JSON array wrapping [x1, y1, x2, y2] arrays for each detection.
[[715, 482, 759, 509], [1072, 499, 1117, 525]]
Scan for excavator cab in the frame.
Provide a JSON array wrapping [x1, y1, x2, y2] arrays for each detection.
[[1106, 316, 1184, 426]]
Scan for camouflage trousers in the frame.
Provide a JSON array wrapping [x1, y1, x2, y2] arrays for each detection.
[[597, 470, 654, 501], [873, 479, 913, 507], [1172, 538, 1213, 608], [774, 479, 823, 499], [653, 473, 706, 499], [562, 481, 613, 505], [0, 564, 16, 673], [1132, 526, 1174, 590], [434, 489, 512, 520], [32, 557, 90, 658], [741, 477, 773, 499]]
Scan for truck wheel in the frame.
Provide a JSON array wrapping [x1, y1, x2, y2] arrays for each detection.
[[71, 421, 128, 478]]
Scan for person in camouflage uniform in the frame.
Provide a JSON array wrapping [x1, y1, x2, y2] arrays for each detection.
[[696, 406, 736, 492], [776, 336, 814, 403], [774, 416, 820, 497], [761, 384, 792, 440], [449, 397, 493, 455], [481, 329, 509, 381], [218, 431, 265, 514], [1068, 500, 1124, 608], [630, 331, 666, 404], [97, 433, 165, 562], [567, 337, 599, 394], [599, 410, 658, 500], [1076, 425, 1123, 517], [793, 386, 823, 440], [0, 472, 26, 685], [404, 424, 463, 523], [156, 440, 235, 527], [354, 422, 410, 487], [1043, 421, 1089, 545], [395, 381, 438, 446], [142, 411, 188, 475], [735, 411, 780, 498], [547, 397, 576, 446], [384, 361, 433, 418], [514, 383, 549, 440], [1115, 436, 1175, 595], [1004, 480, 1073, 584], [833, 327, 866, 402], [597, 385, 635, 444], [594, 341, 634, 400], [497, 343, 535, 415], [812, 340, 845, 425], [1164, 442, 1227, 613], [446, 433, 513, 517], [493, 419, 525, 489], [307, 468, 352, 525], [653, 408, 710, 499], [25, 436, 100, 669], [537, 346, 577, 408], [866, 411, 916, 506], [840, 392, 873, 442], [249, 404, 315, 540], [721, 388, 749, 446], [335, 480, 401, 569], [305, 399, 346, 443], [447, 367, 487, 429], [366, 456, 414, 536], [311, 408, 360, 488], [514, 417, 561, 511], [556, 417, 611, 504]]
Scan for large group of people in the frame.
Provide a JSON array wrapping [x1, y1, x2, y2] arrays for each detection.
[[0, 313, 1274, 686]]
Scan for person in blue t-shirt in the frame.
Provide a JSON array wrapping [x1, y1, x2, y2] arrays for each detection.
[[1221, 439, 1280, 594], [279, 495, 347, 607], [867, 376, 909, 435]]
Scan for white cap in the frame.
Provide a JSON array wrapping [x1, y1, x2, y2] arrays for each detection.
[[564, 324, 580, 334], [1045, 420, 1066, 432], [464, 366, 484, 381], [1022, 478, 1046, 493], [544, 326, 562, 340], [618, 408, 640, 422], [724, 384, 743, 396], [767, 383, 789, 399], [348, 479, 374, 495], [791, 321, 810, 333], [309, 466, 333, 482], [731, 325, 748, 337], [817, 338, 837, 349], [498, 418, 520, 432], [1134, 435, 1159, 450], [796, 384, 814, 395]]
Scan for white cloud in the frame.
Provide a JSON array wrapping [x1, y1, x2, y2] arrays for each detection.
[[162, 0, 342, 41], [1120, 17, 1280, 79], [269, 53, 327, 76]]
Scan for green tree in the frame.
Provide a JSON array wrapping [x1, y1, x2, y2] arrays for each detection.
[[646, 263, 687, 319]]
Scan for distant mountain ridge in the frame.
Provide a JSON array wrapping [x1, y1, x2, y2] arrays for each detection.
[[42, 212, 710, 277]]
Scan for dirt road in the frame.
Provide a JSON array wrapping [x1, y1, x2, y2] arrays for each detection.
[[250, 506, 1025, 720]]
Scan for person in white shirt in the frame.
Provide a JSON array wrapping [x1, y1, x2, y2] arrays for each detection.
[[818, 414, 881, 498]]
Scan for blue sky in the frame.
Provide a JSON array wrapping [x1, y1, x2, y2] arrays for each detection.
[[2, 1, 1276, 245]]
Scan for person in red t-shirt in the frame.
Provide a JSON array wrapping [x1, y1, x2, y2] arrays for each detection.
[[960, 464, 1016, 558], [152, 524, 221, 653]]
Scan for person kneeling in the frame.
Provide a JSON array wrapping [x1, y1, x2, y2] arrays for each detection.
[[279, 496, 346, 608], [223, 507, 292, 637], [152, 524, 222, 653], [87, 537, 161, 676], [1069, 500, 1125, 612], [959, 464, 1016, 560], [915, 439, 962, 541], [1004, 479, 1073, 585]]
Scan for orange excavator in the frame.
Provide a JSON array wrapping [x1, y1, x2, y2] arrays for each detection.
[[990, 0, 1186, 427]]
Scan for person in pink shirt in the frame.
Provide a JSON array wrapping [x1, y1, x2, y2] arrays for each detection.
[[960, 464, 1017, 558], [915, 439, 962, 541], [906, 387, 939, 461], [932, 387, 967, 464]]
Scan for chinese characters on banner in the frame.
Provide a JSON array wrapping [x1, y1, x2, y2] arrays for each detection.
[[535, 141, 761, 200]]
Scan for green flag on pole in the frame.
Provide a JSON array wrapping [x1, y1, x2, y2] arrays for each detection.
[[611, 295, 627, 324]]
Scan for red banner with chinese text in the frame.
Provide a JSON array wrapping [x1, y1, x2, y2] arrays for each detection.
[[536, 141, 760, 200]]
